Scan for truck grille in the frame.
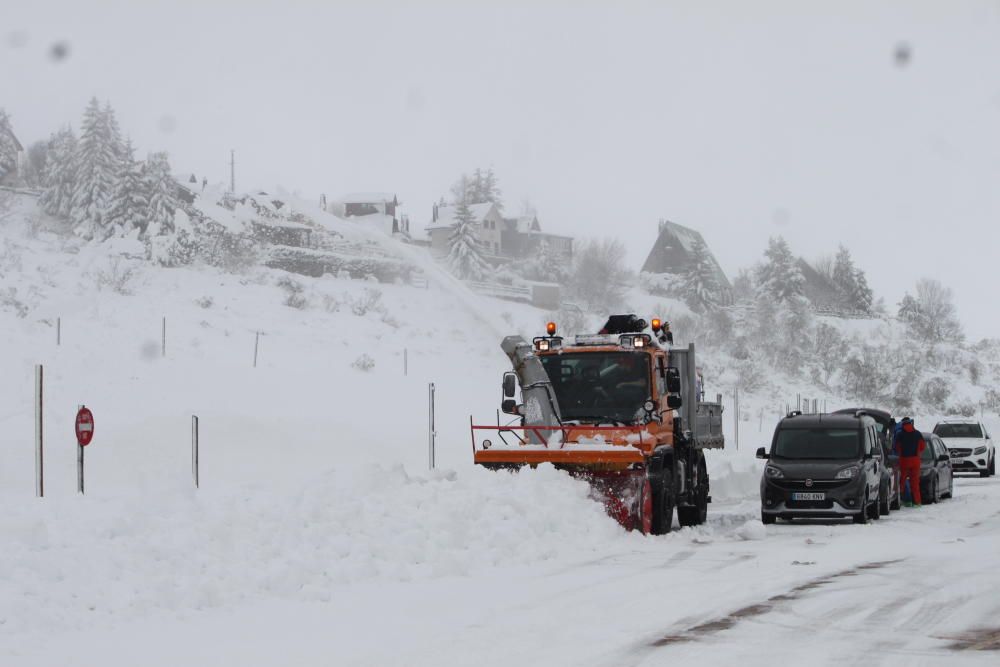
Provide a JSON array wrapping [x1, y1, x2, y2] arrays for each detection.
[[949, 448, 972, 458], [773, 479, 850, 491]]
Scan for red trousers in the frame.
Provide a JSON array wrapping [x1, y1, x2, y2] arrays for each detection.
[[900, 456, 922, 505]]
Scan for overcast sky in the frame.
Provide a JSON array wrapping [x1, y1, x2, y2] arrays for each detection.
[[4, 1, 999, 337]]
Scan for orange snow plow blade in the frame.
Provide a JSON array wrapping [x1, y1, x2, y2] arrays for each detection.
[[474, 448, 644, 466]]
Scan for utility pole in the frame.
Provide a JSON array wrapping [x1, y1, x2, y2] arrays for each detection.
[[229, 149, 236, 194]]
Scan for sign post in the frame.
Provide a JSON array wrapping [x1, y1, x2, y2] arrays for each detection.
[[75, 406, 94, 494]]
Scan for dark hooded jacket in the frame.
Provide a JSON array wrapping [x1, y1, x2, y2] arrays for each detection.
[[893, 426, 926, 458]]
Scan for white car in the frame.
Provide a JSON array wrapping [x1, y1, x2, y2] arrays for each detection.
[[933, 420, 995, 477]]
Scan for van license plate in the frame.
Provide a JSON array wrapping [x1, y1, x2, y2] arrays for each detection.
[[791, 492, 825, 501]]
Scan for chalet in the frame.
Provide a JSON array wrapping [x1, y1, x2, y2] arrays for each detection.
[[426, 202, 505, 256], [0, 125, 24, 185], [642, 219, 732, 296], [500, 214, 573, 260], [333, 192, 409, 236]]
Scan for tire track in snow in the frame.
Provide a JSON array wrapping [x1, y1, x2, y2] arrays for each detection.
[[643, 559, 905, 648]]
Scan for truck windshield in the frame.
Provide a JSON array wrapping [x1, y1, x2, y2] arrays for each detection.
[[772, 428, 861, 460], [539, 351, 650, 424], [933, 423, 983, 438]]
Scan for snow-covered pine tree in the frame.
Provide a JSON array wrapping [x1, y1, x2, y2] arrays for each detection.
[[446, 200, 489, 280], [144, 151, 178, 237], [682, 236, 721, 312], [70, 98, 119, 239], [830, 245, 873, 314], [144, 151, 196, 266], [104, 139, 148, 237], [0, 109, 20, 183], [38, 127, 78, 219], [755, 236, 805, 303], [481, 167, 502, 210], [103, 102, 126, 163]]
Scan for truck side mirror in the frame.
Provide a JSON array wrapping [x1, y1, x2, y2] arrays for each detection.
[[937, 454, 949, 463], [666, 395, 682, 410], [502, 372, 517, 399], [665, 367, 682, 394], [756, 447, 768, 459], [501, 399, 519, 415]]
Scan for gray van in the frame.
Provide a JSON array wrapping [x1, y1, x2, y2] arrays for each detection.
[[757, 413, 884, 524]]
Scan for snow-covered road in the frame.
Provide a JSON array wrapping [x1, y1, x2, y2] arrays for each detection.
[[7, 474, 999, 666]]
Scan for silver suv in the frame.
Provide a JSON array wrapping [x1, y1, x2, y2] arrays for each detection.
[[933, 420, 995, 477]]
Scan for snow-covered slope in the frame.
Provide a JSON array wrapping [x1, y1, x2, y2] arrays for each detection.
[[4, 193, 998, 666]]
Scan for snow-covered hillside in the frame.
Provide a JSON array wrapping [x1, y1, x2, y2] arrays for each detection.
[[3, 192, 1000, 665]]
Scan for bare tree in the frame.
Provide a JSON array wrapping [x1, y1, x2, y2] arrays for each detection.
[[898, 278, 963, 344], [568, 238, 632, 311]]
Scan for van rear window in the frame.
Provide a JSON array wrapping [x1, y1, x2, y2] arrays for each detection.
[[772, 428, 861, 460]]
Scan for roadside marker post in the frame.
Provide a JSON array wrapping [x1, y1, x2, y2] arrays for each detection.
[[35, 365, 44, 497], [428, 383, 436, 470], [192, 415, 200, 489]]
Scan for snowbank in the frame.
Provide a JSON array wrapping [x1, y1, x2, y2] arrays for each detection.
[[0, 463, 625, 640]]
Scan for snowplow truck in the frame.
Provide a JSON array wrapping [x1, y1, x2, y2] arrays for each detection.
[[471, 314, 724, 534]]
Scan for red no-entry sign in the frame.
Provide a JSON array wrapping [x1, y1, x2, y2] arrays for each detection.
[[75, 406, 94, 447]]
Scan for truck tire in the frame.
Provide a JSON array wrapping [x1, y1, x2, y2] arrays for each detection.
[[879, 483, 891, 515], [678, 457, 709, 527], [650, 472, 674, 535], [890, 479, 901, 511], [761, 513, 776, 525]]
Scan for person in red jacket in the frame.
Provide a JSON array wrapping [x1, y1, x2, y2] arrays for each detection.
[[893, 417, 926, 506]]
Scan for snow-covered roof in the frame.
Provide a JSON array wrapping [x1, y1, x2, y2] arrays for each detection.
[[426, 202, 497, 230], [504, 215, 541, 233], [340, 192, 398, 204]]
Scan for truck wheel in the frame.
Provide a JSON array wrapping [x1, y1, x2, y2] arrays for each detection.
[[879, 483, 891, 515], [871, 491, 881, 520], [990, 455, 996, 477], [890, 480, 901, 511], [650, 473, 674, 535], [678, 457, 709, 527]]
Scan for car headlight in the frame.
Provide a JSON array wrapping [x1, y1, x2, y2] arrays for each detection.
[[974, 446, 987, 455], [835, 466, 859, 479], [765, 465, 784, 479]]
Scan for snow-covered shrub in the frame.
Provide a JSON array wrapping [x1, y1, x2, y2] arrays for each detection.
[[321, 293, 345, 313], [917, 376, 951, 411], [639, 271, 684, 298], [276, 276, 307, 309], [549, 303, 588, 337], [199, 230, 259, 273], [195, 296, 214, 309], [90, 256, 140, 295], [733, 356, 767, 393], [351, 288, 383, 316], [0, 287, 29, 318], [945, 401, 977, 418], [351, 353, 375, 372], [840, 345, 894, 404]]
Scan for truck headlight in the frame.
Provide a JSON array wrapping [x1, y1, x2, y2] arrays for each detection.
[[836, 466, 859, 479], [765, 466, 784, 479], [974, 446, 987, 455]]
